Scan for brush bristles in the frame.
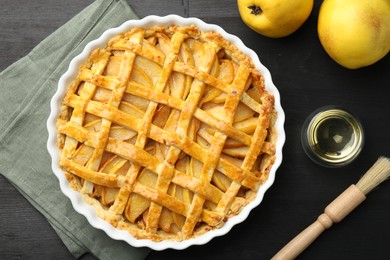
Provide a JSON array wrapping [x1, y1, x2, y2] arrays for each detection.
[[356, 157, 390, 195]]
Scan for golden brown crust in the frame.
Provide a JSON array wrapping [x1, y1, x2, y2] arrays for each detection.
[[57, 24, 277, 241]]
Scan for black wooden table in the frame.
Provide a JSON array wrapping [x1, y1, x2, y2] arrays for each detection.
[[1, 0, 389, 259]]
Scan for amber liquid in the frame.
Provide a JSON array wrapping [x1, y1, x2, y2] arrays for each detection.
[[314, 117, 354, 157], [306, 108, 363, 165], [302, 107, 364, 167]]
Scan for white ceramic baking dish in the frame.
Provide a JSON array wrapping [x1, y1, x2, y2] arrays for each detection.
[[47, 15, 285, 251]]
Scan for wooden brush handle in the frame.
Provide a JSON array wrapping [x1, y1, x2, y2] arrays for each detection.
[[272, 185, 366, 260]]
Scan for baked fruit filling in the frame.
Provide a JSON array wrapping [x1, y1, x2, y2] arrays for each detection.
[[57, 25, 277, 241]]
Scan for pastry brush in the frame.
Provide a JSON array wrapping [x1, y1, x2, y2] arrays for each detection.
[[272, 156, 390, 260]]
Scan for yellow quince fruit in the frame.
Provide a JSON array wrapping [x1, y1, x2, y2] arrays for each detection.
[[318, 0, 390, 69], [237, 0, 314, 38]]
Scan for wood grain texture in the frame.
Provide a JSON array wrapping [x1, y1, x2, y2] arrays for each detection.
[[188, 0, 238, 18], [1, 0, 390, 259]]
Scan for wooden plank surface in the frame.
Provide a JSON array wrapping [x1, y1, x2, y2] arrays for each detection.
[[1, 0, 390, 259]]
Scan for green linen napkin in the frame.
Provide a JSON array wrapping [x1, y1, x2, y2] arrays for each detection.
[[0, 0, 151, 259]]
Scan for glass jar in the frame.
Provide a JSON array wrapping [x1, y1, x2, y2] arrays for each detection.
[[301, 106, 364, 167]]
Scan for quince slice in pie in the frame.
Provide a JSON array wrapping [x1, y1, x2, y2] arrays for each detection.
[[57, 24, 277, 241]]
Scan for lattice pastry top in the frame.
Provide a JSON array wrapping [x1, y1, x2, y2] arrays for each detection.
[[57, 24, 277, 241]]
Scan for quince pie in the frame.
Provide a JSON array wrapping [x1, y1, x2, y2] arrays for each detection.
[[57, 24, 277, 241]]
